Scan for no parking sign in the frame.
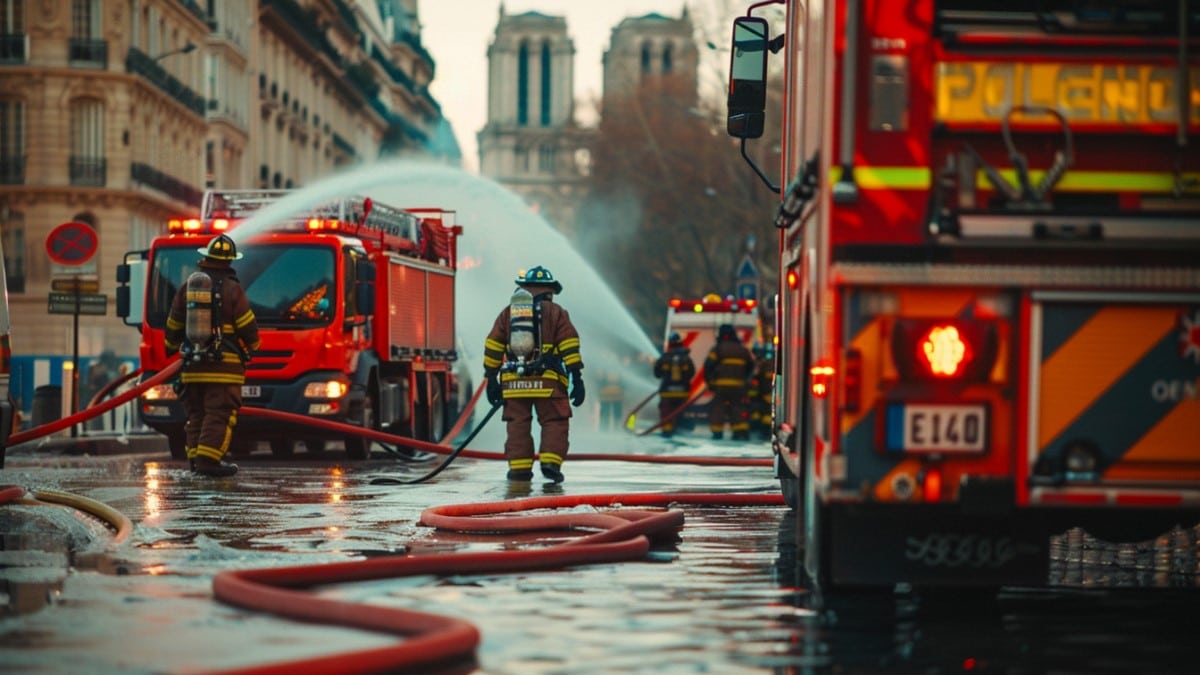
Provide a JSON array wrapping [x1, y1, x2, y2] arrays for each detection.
[[46, 221, 99, 276]]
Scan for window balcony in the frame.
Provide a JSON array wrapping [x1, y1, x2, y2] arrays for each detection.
[[69, 38, 107, 66], [0, 155, 24, 183], [125, 48, 206, 116], [131, 162, 202, 206], [0, 34, 28, 63], [69, 156, 106, 186]]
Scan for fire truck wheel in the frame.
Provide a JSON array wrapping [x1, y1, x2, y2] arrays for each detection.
[[269, 439, 295, 458], [345, 393, 375, 460], [166, 432, 187, 461]]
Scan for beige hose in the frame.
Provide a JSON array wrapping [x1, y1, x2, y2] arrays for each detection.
[[28, 488, 133, 545]]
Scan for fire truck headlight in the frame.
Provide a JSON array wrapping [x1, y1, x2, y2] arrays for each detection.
[[142, 384, 178, 401], [304, 380, 348, 399]]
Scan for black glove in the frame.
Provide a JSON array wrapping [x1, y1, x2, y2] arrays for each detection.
[[485, 370, 503, 407], [569, 370, 585, 408]]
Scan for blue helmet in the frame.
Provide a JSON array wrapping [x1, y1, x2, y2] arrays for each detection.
[[515, 265, 563, 294]]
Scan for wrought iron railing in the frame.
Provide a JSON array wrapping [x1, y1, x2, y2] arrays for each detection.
[[0, 154, 24, 184], [131, 162, 202, 206], [0, 33, 27, 63], [68, 38, 107, 65], [69, 156, 106, 186], [125, 48, 206, 116]]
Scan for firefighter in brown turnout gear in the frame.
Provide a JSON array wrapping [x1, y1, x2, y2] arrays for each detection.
[[747, 343, 775, 441], [653, 332, 695, 437], [164, 234, 260, 477], [483, 266, 585, 483], [703, 323, 754, 440]]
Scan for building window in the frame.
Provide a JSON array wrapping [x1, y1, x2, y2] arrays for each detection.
[[1, 209, 24, 293], [540, 41, 551, 126], [517, 40, 529, 126], [69, 0, 105, 64], [538, 144, 555, 173], [0, 100, 24, 183], [0, 0, 26, 62], [663, 44, 673, 73], [641, 42, 652, 74], [516, 145, 529, 173], [69, 98, 106, 186]]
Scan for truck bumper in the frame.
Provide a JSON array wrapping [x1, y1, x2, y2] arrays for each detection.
[[827, 501, 1200, 589]]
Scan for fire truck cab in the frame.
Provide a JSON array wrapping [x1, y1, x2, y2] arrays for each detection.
[[117, 190, 462, 460]]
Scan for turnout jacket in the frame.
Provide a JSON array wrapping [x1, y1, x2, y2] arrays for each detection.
[[164, 262, 261, 385], [483, 298, 583, 399], [654, 346, 696, 398], [703, 338, 754, 392]]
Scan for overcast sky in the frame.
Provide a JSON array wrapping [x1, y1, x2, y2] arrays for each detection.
[[419, 0, 730, 173]]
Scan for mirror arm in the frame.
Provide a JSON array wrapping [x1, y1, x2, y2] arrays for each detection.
[[742, 139, 780, 194]]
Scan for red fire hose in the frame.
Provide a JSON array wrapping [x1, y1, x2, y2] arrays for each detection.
[[212, 491, 783, 675], [7, 360, 182, 447]]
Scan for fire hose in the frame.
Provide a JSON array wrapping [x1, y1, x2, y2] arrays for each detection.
[[0, 485, 133, 545], [3, 361, 783, 674], [6, 360, 182, 447]]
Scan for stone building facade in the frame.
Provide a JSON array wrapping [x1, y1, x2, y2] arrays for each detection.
[[0, 0, 450, 372], [602, 10, 699, 104]]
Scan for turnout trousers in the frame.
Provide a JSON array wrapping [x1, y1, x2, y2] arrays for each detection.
[[183, 383, 241, 462], [502, 395, 572, 472]]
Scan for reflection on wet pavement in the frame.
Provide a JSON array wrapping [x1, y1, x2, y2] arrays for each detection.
[[2, 434, 1200, 673]]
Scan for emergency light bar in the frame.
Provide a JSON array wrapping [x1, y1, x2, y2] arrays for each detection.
[[167, 217, 232, 234], [669, 295, 758, 314]]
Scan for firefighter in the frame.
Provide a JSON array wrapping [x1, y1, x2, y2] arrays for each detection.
[[653, 332, 695, 438], [747, 342, 774, 441], [164, 234, 260, 477], [482, 266, 585, 483], [703, 323, 754, 441]]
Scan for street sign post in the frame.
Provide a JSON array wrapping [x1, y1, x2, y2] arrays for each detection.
[[48, 292, 107, 316], [45, 222, 101, 438], [51, 278, 101, 294]]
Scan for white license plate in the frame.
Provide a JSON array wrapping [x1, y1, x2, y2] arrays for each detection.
[[242, 385, 261, 398], [885, 403, 987, 453]]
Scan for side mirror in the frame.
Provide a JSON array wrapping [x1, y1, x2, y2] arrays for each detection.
[[727, 16, 770, 139]]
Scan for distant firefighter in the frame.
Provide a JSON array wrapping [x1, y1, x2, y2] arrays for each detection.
[[653, 332, 696, 437], [703, 324, 754, 441]]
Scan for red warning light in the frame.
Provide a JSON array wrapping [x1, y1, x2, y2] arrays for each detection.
[[919, 324, 971, 377], [787, 270, 799, 289]]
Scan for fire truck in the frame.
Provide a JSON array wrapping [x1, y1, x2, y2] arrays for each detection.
[[116, 190, 463, 460], [663, 294, 761, 428], [726, 0, 1200, 589]]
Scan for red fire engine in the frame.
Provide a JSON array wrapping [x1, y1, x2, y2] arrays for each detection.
[[116, 190, 463, 459], [727, 0, 1200, 588]]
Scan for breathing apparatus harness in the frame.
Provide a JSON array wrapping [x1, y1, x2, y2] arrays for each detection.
[[181, 269, 248, 365], [501, 288, 568, 380]]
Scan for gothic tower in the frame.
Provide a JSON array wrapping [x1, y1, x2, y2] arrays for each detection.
[[478, 7, 592, 237], [602, 9, 699, 104]]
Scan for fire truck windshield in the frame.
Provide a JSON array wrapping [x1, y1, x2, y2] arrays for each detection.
[[145, 244, 336, 330]]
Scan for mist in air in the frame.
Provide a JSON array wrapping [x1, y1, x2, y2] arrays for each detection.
[[229, 158, 664, 444]]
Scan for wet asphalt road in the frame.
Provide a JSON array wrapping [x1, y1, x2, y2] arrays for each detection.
[[3, 426, 1200, 674]]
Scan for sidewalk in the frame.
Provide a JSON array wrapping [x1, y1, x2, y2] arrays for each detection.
[[7, 430, 168, 457]]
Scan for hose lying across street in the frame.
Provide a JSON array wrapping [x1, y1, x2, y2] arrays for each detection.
[[3, 364, 783, 673]]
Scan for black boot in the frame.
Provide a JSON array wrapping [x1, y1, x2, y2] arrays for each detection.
[[507, 469, 533, 481], [540, 462, 564, 483], [192, 456, 238, 477]]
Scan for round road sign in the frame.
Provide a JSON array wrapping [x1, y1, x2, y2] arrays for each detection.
[[46, 221, 98, 266]]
